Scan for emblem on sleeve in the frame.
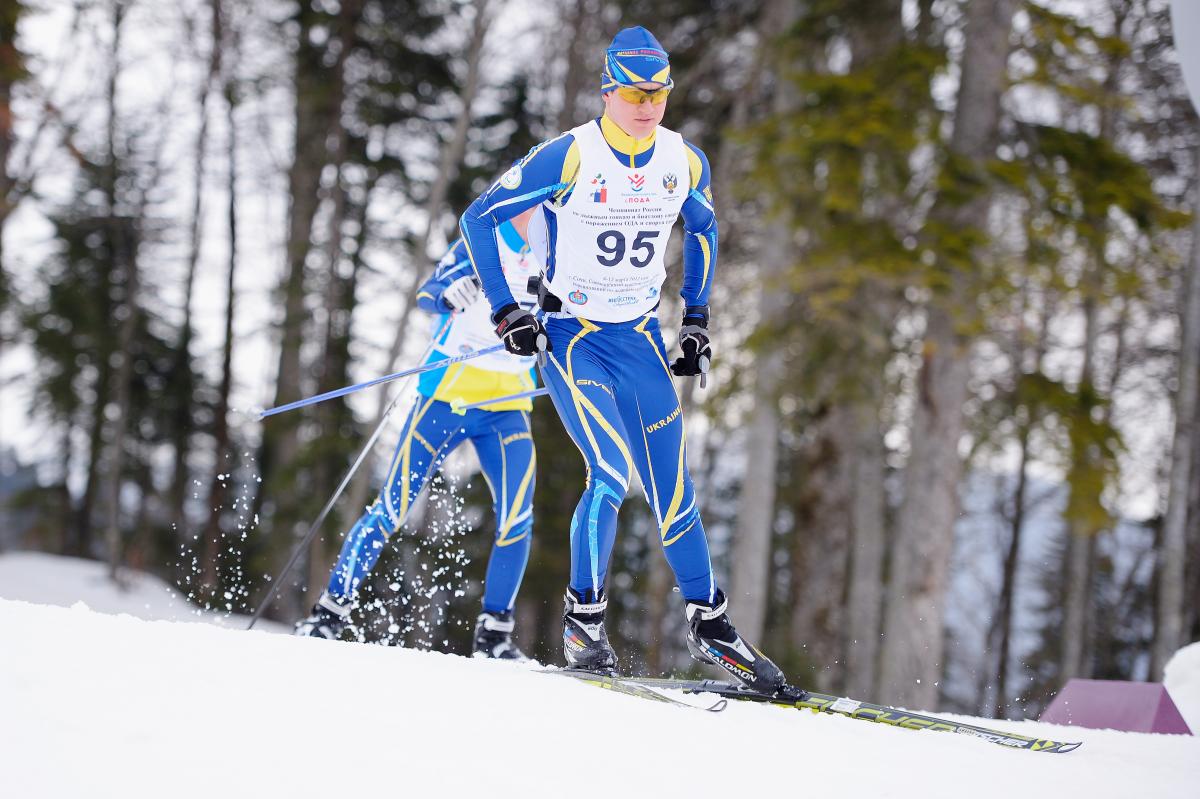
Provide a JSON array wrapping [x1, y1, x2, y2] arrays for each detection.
[[500, 164, 523, 189]]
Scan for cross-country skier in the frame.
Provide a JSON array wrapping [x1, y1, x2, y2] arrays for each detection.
[[458, 26, 788, 691], [295, 210, 542, 660]]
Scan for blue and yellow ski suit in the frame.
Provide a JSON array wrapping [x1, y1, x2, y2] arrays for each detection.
[[460, 114, 720, 603], [325, 227, 538, 613]]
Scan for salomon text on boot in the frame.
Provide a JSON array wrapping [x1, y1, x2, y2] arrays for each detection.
[[684, 591, 787, 694], [562, 587, 617, 673], [473, 610, 529, 661], [294, 592, 351, 640]]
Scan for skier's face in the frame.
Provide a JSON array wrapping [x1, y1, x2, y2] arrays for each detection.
[[603, 83, 669, 138]]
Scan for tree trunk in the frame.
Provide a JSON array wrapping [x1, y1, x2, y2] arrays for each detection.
[[1059, 11, 1132, 676], [1153, 148, 1200, 676], [349, 0, 490, 519], [1188, 391, 1200, 643], [169, 0, 222, 539], [76, 353, 112, 557], [555, 0, 596, 131], [731, 232, 785, 641], [729, 0, 802, 643], [254, 0, 356, 526], [102, 0, 138, 580], [994, 276, 1051, 716], [1186, 390, 1200, 643], [994, 423, 1030, 718], [835, 1, 903, 699], [202, 0, 238, 595], [0, 0, 24, 309], [880, 0, 1017, 710], [790, 405, 853, 692], [842, 386, 887, 699]]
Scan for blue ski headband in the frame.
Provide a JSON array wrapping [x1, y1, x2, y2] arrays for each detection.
[[601, 26, 672, 93]]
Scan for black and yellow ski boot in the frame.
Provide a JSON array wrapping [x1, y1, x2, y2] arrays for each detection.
[[684, 591, 787, 694], [562, 587, 617, 673]]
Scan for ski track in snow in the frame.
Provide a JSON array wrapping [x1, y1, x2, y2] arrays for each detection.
[[1, 598, 1197, 798]]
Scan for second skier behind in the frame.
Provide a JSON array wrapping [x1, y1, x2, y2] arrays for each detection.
[[295, 209, 542, 660]]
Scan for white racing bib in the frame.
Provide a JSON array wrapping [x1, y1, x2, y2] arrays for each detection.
[[545, 121, 689, 322], [433, 227, 540, 373]]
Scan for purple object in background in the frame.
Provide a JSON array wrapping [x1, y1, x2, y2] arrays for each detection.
[[1040, 679, 1193, 734]]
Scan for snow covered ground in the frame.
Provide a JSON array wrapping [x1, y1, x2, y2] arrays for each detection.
[[0, 551, 287, 632], [1, 598, 1197, 799]]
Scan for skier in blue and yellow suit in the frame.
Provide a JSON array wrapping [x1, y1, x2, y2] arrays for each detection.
[[294, 212, 542, 660], [460, 26, 788, 692]]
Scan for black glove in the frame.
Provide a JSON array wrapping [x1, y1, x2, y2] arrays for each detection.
[[492, 303, 550, 357], [670, 306, 711, 382]]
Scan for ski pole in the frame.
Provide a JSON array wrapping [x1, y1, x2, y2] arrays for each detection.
[[259, 343, 505, 419], [246, 380, 418, 631], [448, 387, 549, 415]]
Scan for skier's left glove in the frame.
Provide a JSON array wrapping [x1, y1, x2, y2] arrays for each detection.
[[441, 275, 481, 313], [670, 306, 711, 384], [492, 303, 551, 357]]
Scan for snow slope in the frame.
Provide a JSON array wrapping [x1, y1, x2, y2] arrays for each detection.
[[1, 600, 1196, 799], [0, 551, 287, 632]]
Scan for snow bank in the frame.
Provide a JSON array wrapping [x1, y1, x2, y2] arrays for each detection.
[[0, 551, 286, 631], [1165, 641, 1200, 733], [1, 600, 1197, 799]]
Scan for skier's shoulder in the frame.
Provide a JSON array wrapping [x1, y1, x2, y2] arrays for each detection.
[[432, 239, 471, 279], [508, 131, 579, 187], [681, 138, 712, 192], [438, 238, 469, 266]]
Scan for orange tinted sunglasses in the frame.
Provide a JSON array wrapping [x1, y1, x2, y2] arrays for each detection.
[[615, 83, 673, 105]]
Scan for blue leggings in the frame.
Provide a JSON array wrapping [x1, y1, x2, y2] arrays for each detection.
[[540, 313, 717, 603], [325, 397, 535, 613]]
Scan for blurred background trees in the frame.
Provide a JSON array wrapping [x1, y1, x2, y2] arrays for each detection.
[[1, 0, 1197, 716]]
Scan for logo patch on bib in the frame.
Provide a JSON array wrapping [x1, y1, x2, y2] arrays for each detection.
[[591, 174, 608, 203], [569, 290, 588, 305]]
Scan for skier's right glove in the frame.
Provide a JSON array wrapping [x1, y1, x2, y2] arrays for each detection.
[[441, 275, 481, 313], [670, 305, 712, 385], [492, 303, 551, 357]]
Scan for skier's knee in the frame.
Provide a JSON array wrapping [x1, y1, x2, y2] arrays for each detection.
[[366, 498, 399, 538]]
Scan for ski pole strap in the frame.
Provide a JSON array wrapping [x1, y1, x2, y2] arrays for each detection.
[[449, 387, 550, 415], [259, 343, 506, 419]]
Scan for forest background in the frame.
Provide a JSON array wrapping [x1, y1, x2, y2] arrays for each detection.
[[1, 0, 1197, 718]]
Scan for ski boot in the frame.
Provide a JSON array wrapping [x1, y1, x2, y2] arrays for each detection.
[[473, 610, 529, 661], [293, 592, 350, 640], [562, 587, 617, 673], [684, 591, 788, 695]]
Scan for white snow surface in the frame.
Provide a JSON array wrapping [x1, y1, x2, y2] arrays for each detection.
[[1165, 641, 1200, 734], [1, 600, 1197, 798], [0, 551, 287, 632]]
